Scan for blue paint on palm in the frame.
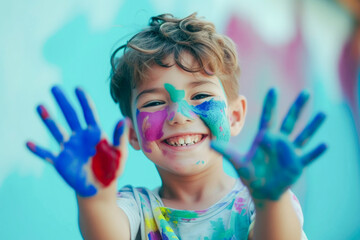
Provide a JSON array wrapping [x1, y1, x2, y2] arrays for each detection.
[[211, 88, 327, 200], [55, 127, 101, 197]]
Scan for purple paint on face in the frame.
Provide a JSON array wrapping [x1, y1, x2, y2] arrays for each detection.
[[136, 108, 168, 153]]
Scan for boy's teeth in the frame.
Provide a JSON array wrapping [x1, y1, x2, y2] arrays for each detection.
[[165, 134, 203, 147]]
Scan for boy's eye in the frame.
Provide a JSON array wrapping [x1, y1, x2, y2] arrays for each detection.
[[142, 101, 165, 108], [192, 93, 211, 100]]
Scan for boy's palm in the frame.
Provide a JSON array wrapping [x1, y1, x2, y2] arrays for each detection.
[[27, 86, 128, 197], [212, 89, 326, 200]]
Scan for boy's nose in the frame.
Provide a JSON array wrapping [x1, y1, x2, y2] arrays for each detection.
[[168, 103, 195, 125]]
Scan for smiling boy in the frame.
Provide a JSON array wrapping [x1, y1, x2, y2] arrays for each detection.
[[28, 13, 326, 240]]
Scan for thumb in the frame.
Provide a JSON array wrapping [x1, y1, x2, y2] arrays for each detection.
[[113, 118, 128, 148], [112, 118, 129, 173]]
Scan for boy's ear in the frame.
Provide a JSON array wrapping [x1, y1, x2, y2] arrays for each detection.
[[228, 95, 247, 136], [128, 119, 141, 150]]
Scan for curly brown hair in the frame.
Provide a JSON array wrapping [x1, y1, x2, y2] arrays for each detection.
[[110, 13, 240, 119]]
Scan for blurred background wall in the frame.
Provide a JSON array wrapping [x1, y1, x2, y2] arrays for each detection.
[[0, 0, 359, 239]]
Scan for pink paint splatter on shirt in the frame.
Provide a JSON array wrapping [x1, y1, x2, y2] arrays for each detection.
[[148, 231, 161, 239], [234, 197, 247, 215], [292, 193, 300, 203]]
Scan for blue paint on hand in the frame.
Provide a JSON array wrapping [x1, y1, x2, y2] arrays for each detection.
[[211, 88, 327, 201], [27, 86, 126, 197]]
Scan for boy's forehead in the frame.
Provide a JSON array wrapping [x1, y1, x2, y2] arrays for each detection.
[[134, 66, 218, 92]]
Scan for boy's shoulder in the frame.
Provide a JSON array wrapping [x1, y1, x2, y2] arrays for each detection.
[[117, 184, 163, 207]]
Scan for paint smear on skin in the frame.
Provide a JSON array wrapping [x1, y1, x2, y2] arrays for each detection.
[[38, 105, 50, 119], [136, 109, 168, 153], [135, 83, 231, 153], [91, 139, 121, 186], [193, 99, 231, 143], [165, 83, 230, 142], [164, 83, 185, 102], [164, 83, 195, 119], [26, 142, 37, 152]]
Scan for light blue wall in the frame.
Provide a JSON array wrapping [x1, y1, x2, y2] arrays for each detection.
[[0, 0, 359, 239]]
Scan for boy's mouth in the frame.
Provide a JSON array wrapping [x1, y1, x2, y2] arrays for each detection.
[[163, 134, 206, 147]]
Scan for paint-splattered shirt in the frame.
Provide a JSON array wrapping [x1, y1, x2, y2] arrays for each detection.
[[117, 180, 307, 240]]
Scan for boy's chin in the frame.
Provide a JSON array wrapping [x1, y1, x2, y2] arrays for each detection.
[[155, 154, 224, 177]]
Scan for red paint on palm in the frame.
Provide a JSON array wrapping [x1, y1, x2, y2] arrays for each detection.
[[91, 139, 121, 186]]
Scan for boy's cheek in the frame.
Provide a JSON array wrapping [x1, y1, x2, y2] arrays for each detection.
[[192, 99, 231, 143], [135, 108, 169, 153]]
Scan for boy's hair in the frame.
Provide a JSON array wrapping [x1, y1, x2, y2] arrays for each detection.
[[110, 13, 240, 119]]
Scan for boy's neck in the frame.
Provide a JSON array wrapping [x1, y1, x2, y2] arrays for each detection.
[[157, 162, 236, 211]]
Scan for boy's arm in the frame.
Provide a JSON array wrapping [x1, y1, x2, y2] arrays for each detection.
[[248, 191, 301, 240], [211, 88, 326, 240], [77, 182, 131, 240], [26, 86, 131, 240]]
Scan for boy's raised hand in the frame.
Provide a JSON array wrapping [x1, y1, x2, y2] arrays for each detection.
[[26, 86, 128, 197], [211, 88, 326, 201]]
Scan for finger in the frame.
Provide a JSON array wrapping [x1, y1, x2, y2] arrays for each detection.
[[294, 112, 326, 147], [210, 140, 246, 169], [301, 143, 327, 166], [75, 87, 99, 127], [259, 88, 277, 130], [37, 105, 67, 144], [51, 86, 82, 131], [26, 141, 56, 164], [113, 118, 127, 147], [280, 90, 310, 135]]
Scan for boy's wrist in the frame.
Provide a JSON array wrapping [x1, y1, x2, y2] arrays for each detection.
[[252, 190, 291, 210], [77, 180, 118, 204]]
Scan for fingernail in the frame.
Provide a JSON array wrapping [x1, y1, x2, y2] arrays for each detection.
[[37, 105, 50, 120], [26, 141, 36, 151]]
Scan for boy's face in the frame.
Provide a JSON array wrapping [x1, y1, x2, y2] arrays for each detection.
[[129, 55, 246, 176]]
